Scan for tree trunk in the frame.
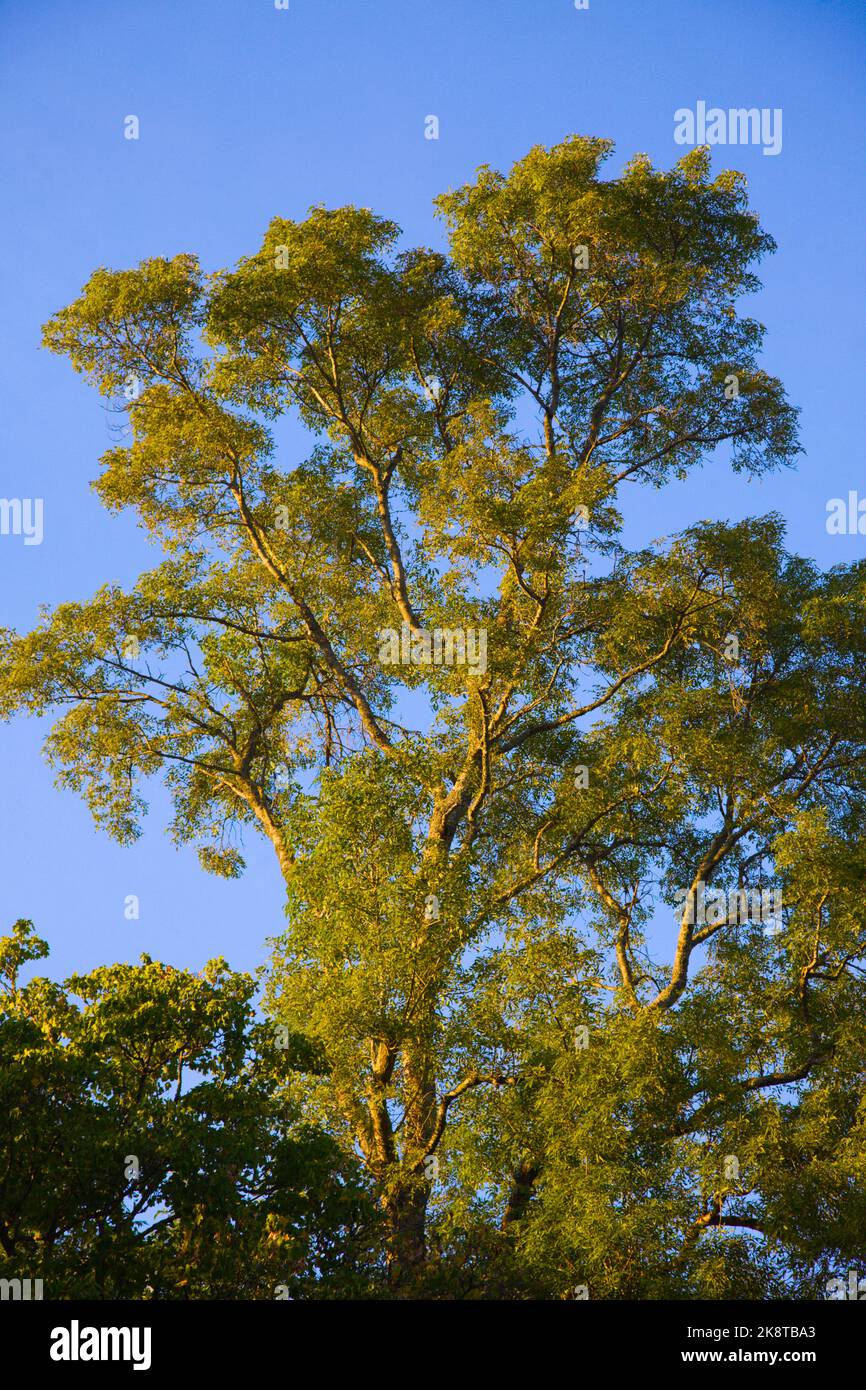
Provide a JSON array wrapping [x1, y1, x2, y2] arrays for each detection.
[[383, 1179, 429, 1289]]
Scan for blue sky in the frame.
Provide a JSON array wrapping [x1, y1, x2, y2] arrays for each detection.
[[1, 0, 864, 982]]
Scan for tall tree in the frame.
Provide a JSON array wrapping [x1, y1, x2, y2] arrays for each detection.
[[4, 136, 863, 1294]]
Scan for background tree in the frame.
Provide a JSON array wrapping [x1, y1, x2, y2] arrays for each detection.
[[2, 135, 863, 1296], [0, 920, 377, 1298]]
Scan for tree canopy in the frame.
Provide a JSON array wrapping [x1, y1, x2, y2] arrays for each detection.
[[2, 135, 864, 1298]]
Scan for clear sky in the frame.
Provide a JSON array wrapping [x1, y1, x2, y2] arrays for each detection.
[[1, 0, 864, 982]]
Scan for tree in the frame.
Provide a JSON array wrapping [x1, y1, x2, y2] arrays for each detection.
[[3, 135, 864, 1296], [0, 920, 377, 1298]]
